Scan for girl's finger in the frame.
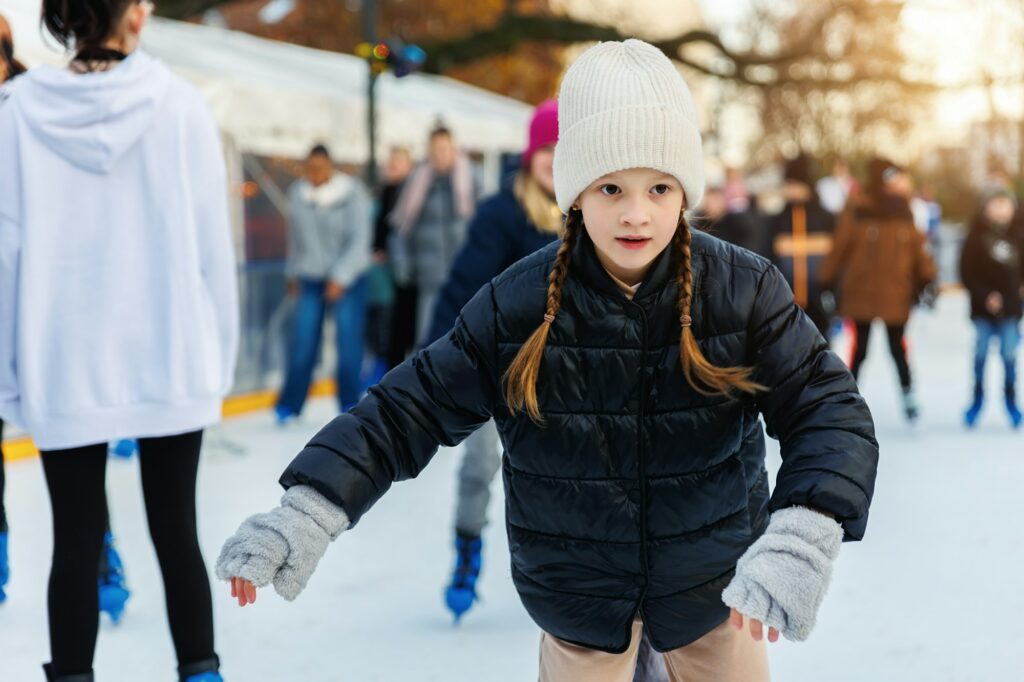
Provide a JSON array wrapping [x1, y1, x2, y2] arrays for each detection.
[[230, 577, 237, 599], [244, 580, 257, 605], [729, 608, 744, 630], [749, 618, 763, 641], [768, 627, 779, 643]]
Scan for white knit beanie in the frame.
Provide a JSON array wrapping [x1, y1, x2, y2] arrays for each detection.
[[553, 39, 705, 214]]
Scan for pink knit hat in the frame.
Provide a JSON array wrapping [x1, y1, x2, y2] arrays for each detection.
[[522, 99, 559, 168]]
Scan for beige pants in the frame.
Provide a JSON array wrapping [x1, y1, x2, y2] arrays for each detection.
[[538, 618, 770, 682]]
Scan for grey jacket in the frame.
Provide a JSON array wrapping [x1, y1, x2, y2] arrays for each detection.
[[390, 175, 471, 289], [286, 173, 372, 287]]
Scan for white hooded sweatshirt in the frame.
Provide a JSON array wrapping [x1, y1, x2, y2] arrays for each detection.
[[0, 50, 239, 449]]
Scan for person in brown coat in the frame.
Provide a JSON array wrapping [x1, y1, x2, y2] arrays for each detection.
[[819, 158, 937, 422]]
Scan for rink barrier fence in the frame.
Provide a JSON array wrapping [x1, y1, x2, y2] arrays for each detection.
[[0, 378, 338, 463]]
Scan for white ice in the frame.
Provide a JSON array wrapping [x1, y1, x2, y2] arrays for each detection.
[[2, 290, 1022, 681]]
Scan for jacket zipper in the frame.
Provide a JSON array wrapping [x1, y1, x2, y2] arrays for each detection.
[[635, 302, 651, 621]]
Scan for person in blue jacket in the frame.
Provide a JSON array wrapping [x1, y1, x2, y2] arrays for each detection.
[[421, 100, 562, 622]]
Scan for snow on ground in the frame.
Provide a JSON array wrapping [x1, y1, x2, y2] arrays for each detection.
[[2, 290, 1022, 681]]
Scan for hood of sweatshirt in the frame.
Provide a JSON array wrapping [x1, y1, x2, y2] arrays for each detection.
[[13, 50, 170, 174]]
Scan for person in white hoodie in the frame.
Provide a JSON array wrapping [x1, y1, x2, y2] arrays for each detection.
[[0, 1, 238, 680]]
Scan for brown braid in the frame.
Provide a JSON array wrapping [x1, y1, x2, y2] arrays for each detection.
[[504, 209, 583, 422], [675, 216, 765, 396]]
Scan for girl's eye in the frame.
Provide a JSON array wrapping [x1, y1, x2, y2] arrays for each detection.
[[652, 184, 671, 196], [599, 184, 621, 196]]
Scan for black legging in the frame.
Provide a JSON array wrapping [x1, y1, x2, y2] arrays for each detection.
[[40, 430, 215, 677], [849, 320, 912, 389], [0, 418, 6, 533]]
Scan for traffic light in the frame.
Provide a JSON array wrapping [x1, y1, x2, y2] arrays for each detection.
[[356, 39, 426, 78]]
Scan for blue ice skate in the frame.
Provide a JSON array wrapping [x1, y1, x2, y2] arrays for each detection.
[[109, 439, 138, 459], [964, 389, 984, 428], [444, 531, 483, 623], [1007, 391, 1022, 429], [183, 673, 223, 682], [98, 532, 130, 624], [0, 531, 9, 603], [274, 404, 297, 426]]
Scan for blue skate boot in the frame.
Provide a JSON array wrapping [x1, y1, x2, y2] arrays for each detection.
[[444, 531, 483, 623], [964, 386, 984, 428], [109, 439, 138, 459], [98, 532, 130, 624], [1007, 385, 1022, 429], [274, 404, 297, 426]]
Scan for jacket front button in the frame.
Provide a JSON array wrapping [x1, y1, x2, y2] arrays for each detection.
[[627, 488, 641, 503]]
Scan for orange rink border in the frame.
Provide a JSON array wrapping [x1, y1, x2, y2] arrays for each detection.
[[1, 378, 337, 463]]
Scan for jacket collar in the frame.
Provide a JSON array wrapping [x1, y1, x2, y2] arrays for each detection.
[[570, 229, 677, 304]]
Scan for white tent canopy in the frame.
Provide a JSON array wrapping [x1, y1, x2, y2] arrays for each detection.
[[3, 0, 533, 161]]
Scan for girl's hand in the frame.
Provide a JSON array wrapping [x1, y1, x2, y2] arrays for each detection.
[[730, 607, 779, 643], [721, 506, 843, 642], [230, 576, 258, 607], [215, 486, 350, 602]]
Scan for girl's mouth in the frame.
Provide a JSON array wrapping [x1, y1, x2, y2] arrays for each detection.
[[615, 236, 651, 250]]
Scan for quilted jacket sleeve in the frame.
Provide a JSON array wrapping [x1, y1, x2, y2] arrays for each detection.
[[749, 264, 878, 540], [279, 283, 500, 526]]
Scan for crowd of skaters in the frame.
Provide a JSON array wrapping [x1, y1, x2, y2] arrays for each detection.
[[0, 4, 1017, 682]]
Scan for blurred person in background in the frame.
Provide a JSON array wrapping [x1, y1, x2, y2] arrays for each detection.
[[373, 147, 419, 370], [389, 126, 477, 346], [697, 184, 765, 256], [0, 0, 239, 679], [816, 158, 858, 215], [768, 153, 836, 337], [960, 187, 1024, 429], [275, 144, 373, 422], [424, 100, 563, 620], [722, 165, 751, 213], [819, 158, 937, 423]]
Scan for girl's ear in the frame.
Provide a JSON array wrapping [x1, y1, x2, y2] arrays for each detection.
[[128, 3, 149, 36]]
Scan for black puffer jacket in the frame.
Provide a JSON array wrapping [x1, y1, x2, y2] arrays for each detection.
[[280, 230, 878, 653]]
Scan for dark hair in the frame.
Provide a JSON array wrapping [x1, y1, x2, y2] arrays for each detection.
[[504, 210, 764, 422], [429, 126, 452, 141], [308, 144, 331, 160], [862, 156, 912, 219], [1, 38, 26, 81], [42, 0, 136, 51]]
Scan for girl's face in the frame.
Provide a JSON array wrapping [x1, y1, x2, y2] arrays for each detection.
[[577, 168, 684, 286], [529, 146, 555, 196]]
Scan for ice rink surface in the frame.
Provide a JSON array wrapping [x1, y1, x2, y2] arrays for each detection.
[[2, 290, 1022, 681]]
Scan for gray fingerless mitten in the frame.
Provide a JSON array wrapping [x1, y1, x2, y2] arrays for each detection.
[[216, 485, 350, 601], [721, 506, 843, 641]]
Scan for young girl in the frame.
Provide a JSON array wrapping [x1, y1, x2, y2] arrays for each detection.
[[0, 1, 237, 680], [219, 40, 878, 681]]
